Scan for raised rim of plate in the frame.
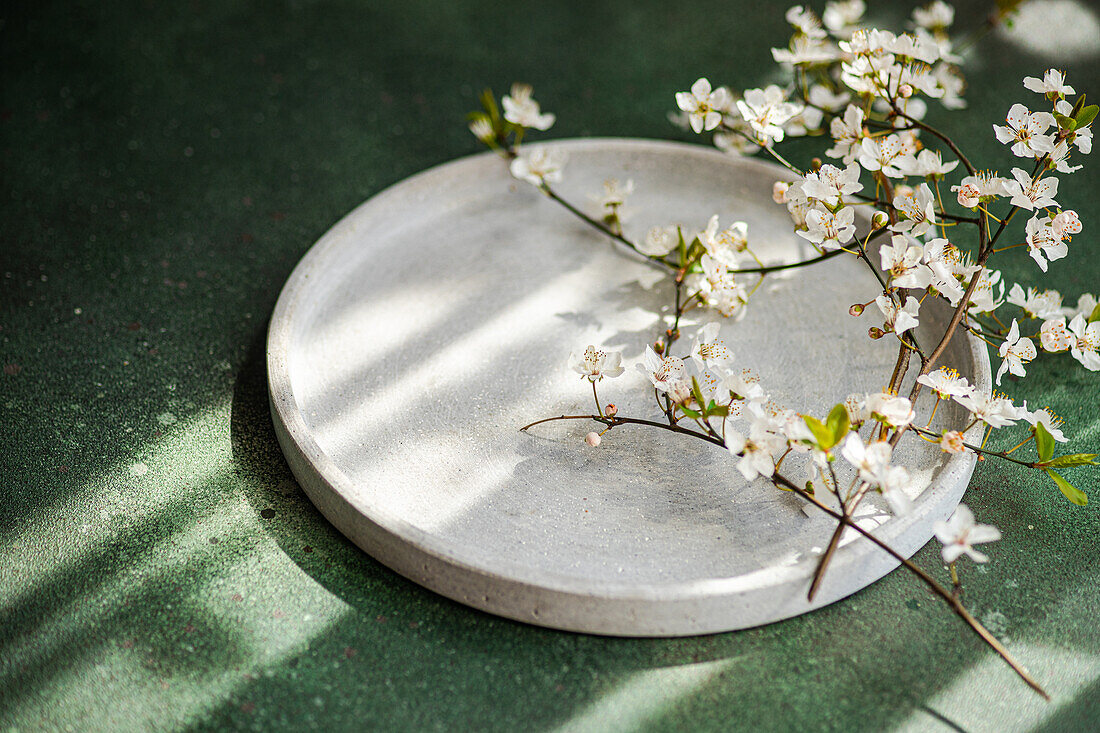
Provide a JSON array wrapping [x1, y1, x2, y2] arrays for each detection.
[[267, 137, 992, 635]]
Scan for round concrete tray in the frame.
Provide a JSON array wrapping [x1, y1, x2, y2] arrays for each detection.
[[267, 138, 991, 636]]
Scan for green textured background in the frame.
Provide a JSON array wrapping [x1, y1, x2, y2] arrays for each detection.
[[2, 0, 1098, 730]]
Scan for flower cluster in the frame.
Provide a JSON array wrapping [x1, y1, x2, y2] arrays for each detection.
[[470, 0, 1097, 698]]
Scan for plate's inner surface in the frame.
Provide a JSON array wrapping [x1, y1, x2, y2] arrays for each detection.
[[282, 140, 976, 596]]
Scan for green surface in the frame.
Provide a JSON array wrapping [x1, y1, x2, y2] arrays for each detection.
[[2, 0, 1099, 730]]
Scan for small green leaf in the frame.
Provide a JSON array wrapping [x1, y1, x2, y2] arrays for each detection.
[[679, 405, 701, 419], [1075, 104, 1098, 129], [480, 88, 501, 125], [690, 377, 706, 408], [1034, 422, 1055, 462], [1054, 113, 1077, 132], [826, 403, 850, 442], [1047, 469, 1088, 506], [1088, 303, 1100, 323], [802, 415, 833, 449], [708, 404, 730, 418], [1043, 453, 1099, 468]]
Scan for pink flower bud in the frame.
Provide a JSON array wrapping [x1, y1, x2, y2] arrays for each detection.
[[957, 183, 980, 209], [871, 211, 889, 229], [604, 404, 618, 417], [868, 326, 885, 339], [898, 84, 914, 99], [772, 181, 790, 204], [585, 432, 602, 447], [941, 430, 965, 454], [849, 303, 865, 317]]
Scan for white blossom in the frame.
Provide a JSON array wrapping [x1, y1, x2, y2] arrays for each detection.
[[700, 215, 749, 267], [736, 86, 803, 144], [840, 433, 892, 482], [823, 0, 866, 35], [941, 430, 966, 453], [468, 117, 494, 142], [933, 63, 967, 109], [844, 393, 868, 427], [934, 504, 1001, 563], [877, 465, 915, 515], [858, 134, 917, 178], [676, 78, 732, 133], [797, 205, 856, 250], [1040, 316, 1074, 353], [993, 103, 1056, 158], [880, 235, 932, 289], [876, 294, 922, 335], [1065, 314, 1100, 370], [1023, 69, 1075, 99], [590, 178, 634, 209], [638, 345, 686, 392], [826, 105, 865, 164], [1007, 284, 1064, 320], [966, 268, 1005, 314], [996, 319, 1037, 385], [1062, 292, 1098, 321], [725, 369, 768, 405], [954, 390, 1025, 428], [923, 238, 974, 306], [772, 36, 841, 66], [917, 367, 974, 400], [569, 345, 625, 381], [912, 1, 955, 31], [865, 392, 915, 427], [1024, 213, 1070, 272], [1049, 140, 1082, 174], [801, 163, 863, 205], [690, 322, 734, 370], [1025, 407, 1068, 443], [726, 420, 787, 481], [639, 225, 679, 257], [665, 378, 695, 406], [510, 148, 566, 185], [785, 5, 828, 39], [502, 83, 556, 131], [700, 254, 749, 319], [951, 171, 1008, 208], [1004, 168, 1059, 211], [902, 149, 959, 178], [890, 183, 938, 238]]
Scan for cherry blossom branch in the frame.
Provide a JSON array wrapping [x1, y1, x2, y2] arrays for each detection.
[[773, 471, 1050, 700], [890, 106, 976, 176], [521, 408, 1050, 700], [518, 413, 725, 447], [537, 182, 677, 270], [907, 424, 1040, 468]]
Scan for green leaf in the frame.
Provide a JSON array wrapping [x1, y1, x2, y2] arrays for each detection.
[[679, 405, 701, 419], [802, 415, 833, 449], [690, 377, 706, 409], [1054, 113, 1077, 132], [1088, 303, 1100, 323], [1034, 422, 1055, 462], [1043, 453, 1099, 468], [479, 88, 501, 126], [826, 403, 850, 442], [708, 404, 730, 418], [1075, 104, 1098, 129], [1047, 469, 1088, 506]]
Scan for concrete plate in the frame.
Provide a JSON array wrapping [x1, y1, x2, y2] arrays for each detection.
[[267, 138, 990, 636]]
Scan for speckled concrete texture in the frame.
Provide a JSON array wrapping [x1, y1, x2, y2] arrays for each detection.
[[2, 0, 1098, 730]]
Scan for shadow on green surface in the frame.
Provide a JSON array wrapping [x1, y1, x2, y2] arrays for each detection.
[[215, 327, 1059, 732]]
